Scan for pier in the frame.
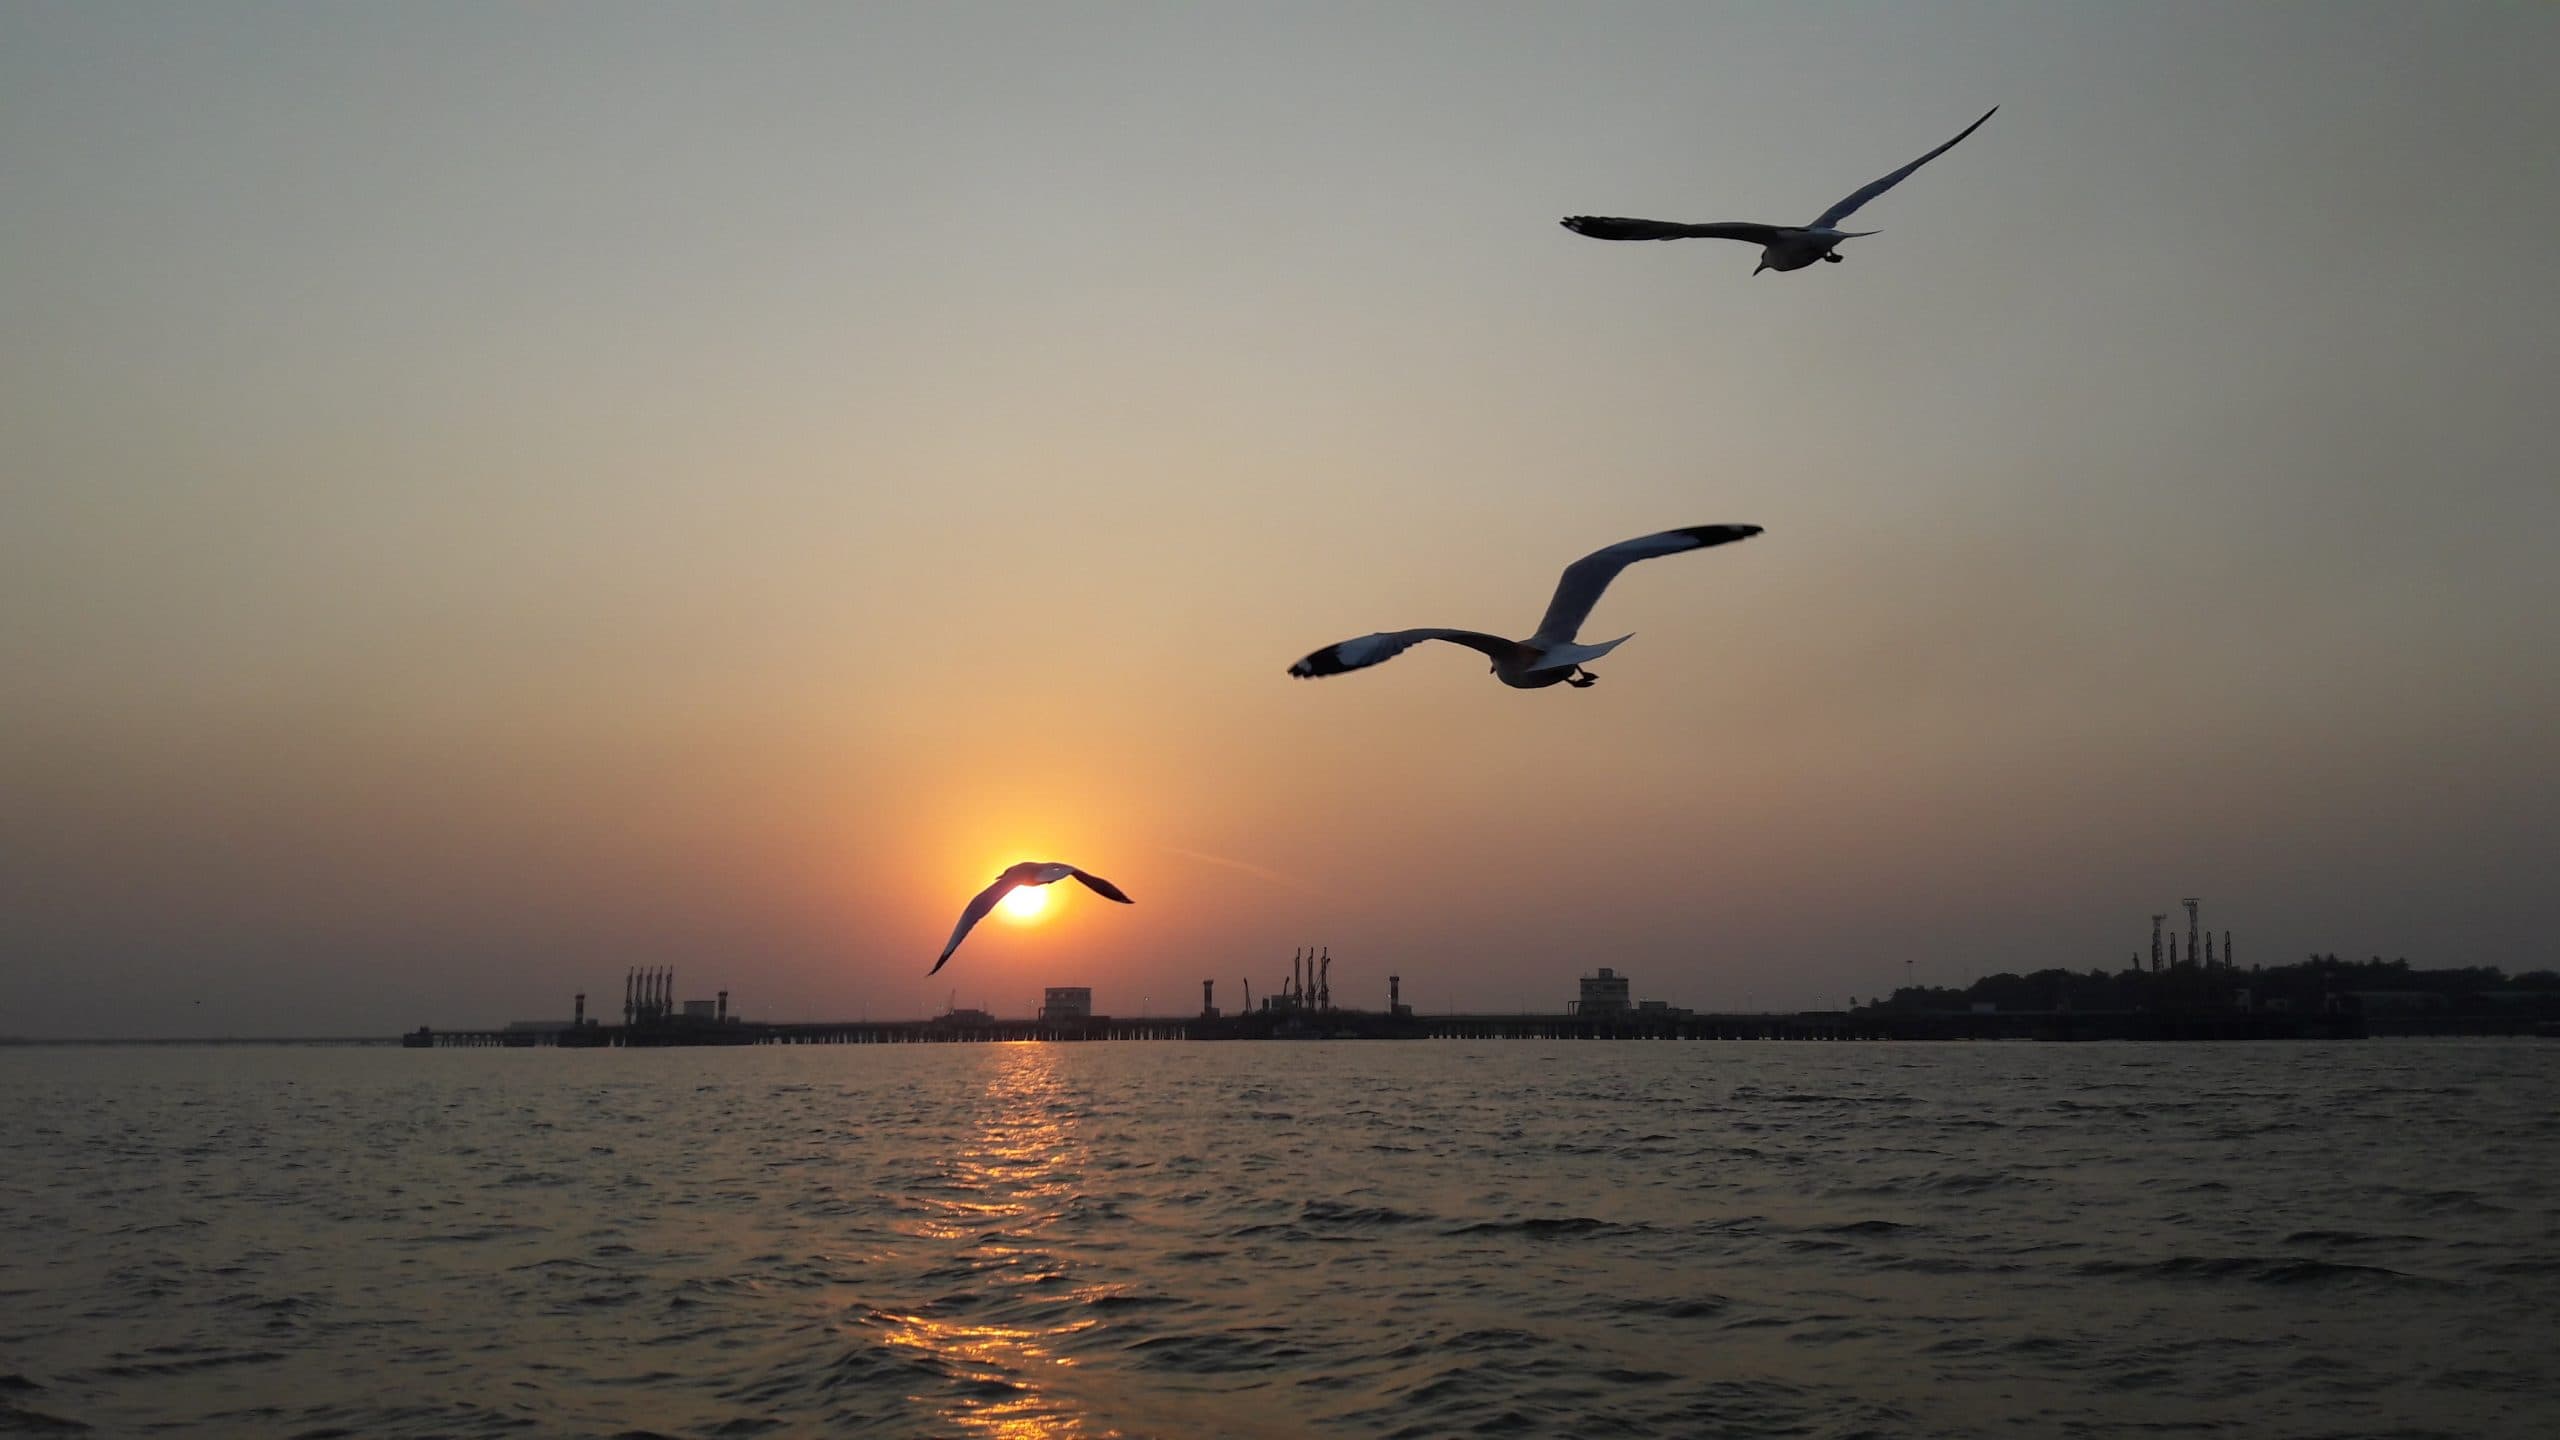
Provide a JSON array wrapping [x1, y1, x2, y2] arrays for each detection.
[[400, 956, 2381, 1049], [398, 1006, 2367, 1048]]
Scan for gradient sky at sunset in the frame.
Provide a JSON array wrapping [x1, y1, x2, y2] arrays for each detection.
[[5, 3, 2554, 1036]]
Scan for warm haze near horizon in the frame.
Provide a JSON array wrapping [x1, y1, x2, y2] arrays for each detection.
[[4, 4, 2554, 1037]]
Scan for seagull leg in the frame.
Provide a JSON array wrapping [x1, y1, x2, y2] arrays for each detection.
[[1822, 252, 1843, 263], [1567, 668, 1598, 689]]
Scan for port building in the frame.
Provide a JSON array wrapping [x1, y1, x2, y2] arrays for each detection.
[[1574, 967, 1632, 1018]]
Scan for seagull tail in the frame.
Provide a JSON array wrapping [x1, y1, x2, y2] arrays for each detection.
[[1546, 633, 1633, 669]]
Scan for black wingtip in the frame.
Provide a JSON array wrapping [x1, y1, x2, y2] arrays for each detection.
[[1288, 649, 1350, 679], [1677, 523, 1765, 548], [1073, 871, 1137, 904]]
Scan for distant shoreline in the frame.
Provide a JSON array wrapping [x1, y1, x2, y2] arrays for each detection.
[[0, 1036, 399, 1048], [7, 1022, 2553, 1047]]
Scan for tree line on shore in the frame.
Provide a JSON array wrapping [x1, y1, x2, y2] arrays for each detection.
[[1879, 956, 2560, 1015]]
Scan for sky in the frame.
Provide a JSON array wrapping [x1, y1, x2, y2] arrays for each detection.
[[3, 2, 2554, 1037]]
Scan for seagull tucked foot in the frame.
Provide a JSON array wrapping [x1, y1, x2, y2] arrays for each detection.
[[1567, 669, 1599, 688], [1823, 252, 1844, 263]]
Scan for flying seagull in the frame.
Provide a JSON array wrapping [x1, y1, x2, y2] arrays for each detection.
[[1562, 105, 1997, 274], [930, 862, 1134, 975], [1287, 524, 1762, 690]]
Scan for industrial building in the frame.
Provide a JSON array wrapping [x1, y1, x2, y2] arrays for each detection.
[[1041, 987, 1093, 1022], [1243, 947, 1344, 1017], [1569, 967, 1693, 1018], [1573, 967, 1632, 1018], [619, 966, 729, 1024], [2143, 900, 2235, 975], [602, 967, 742, 1045]]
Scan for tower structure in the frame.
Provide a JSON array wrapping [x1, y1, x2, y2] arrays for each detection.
[[2183, 899, 2201, 972], [2224, 930, 2232, 969], [2151, 914, 2166, 974], [1318, 948, 1331, 1011]]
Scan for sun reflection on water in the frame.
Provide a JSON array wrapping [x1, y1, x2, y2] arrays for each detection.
[[869, 1044, 1124, 1438]]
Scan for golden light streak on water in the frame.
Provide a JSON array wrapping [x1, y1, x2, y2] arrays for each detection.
[[873, 1044, 1124, 1438]]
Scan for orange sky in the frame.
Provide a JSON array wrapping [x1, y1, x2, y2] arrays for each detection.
[[3, 4, 2555, 1034]]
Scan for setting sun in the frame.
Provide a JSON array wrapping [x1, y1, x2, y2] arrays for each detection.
[[1000, 885, 1051, 922]]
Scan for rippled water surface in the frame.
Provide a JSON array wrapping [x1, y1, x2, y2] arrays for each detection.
[[3, 1040, 2555, 1437]]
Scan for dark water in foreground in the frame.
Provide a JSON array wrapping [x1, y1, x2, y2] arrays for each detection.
[[2, 1041, 2554, 1438]]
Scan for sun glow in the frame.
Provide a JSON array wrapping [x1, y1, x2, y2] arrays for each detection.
[[1000, 885, 1051, 922]]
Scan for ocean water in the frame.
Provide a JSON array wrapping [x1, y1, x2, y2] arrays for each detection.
[[1, 1039, 2553, 1438]]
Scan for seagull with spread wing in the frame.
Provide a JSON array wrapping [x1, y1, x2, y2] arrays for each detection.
[[1562, 105, 1997, 274], [930, 862, 1134, 975], [1287, 524, 1762, 690]]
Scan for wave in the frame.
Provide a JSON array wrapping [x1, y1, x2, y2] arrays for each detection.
[[2073, 1255, 2445, 1288], [1441, 1215, 1639, 1239], [1297, 1200, 1438, 1228]]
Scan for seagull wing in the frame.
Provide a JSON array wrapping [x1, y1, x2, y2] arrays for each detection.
[[929, 875, 1018, 974], [1810, 105, 1997, 230], [1067, 868, 1135, 904], [1530, 525, 1763, 649], [1562, 216, 1786, 244], [1289, 629, 1526, 679]]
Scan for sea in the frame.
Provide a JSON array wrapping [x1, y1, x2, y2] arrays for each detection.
[[2, 1039, 2553, 1438]]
